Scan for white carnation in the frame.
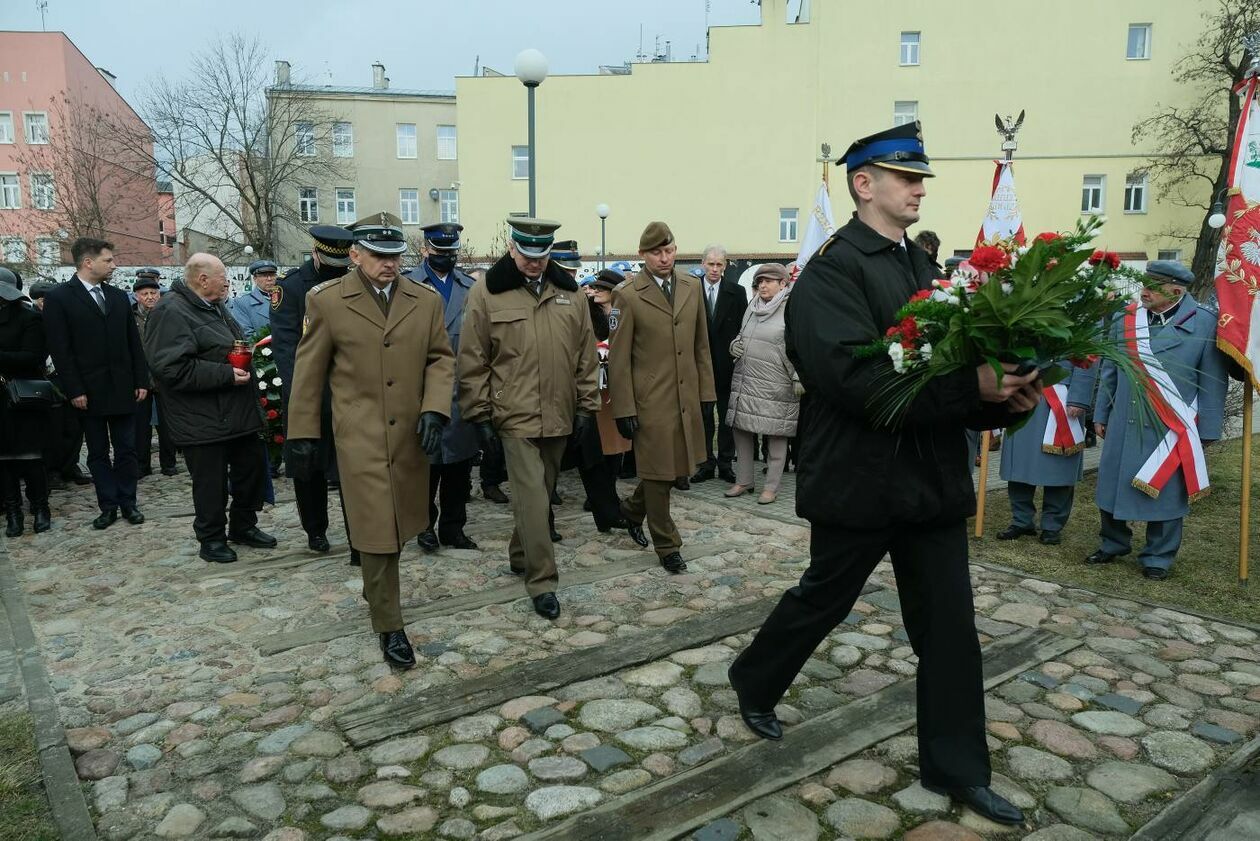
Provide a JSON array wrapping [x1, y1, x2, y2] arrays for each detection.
[[888, 342, 906, 373], [261, 347, 272, 357], [257, 381, 267, 391], [919, 343, 933, 363], [1001, 282, 1013, 295], [272, 377, 282, 386]]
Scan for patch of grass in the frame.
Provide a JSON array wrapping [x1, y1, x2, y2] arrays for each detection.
[[0, 712, 58, 841], [972, 433, 1260, 625]]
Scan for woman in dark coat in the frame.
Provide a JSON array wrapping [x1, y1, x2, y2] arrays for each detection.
[[0, 268, 51, 536]]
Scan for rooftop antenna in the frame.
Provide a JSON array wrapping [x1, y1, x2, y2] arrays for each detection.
[[637, 24, 644, 61], [473, 54, 480, 76], [36, 0, 48, 31]]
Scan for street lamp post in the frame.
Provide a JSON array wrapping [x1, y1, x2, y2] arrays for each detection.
[[515, 49, 548, 217], [596, 203, 610, 270]]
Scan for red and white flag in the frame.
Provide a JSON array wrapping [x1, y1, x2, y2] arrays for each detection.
[[1214, 73, 1260, 386], [794, 181, 836, 278], [977, 160, 1026, 246]]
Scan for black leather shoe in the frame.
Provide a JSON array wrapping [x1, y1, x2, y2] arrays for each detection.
[[229, 527, 277, 548], [506, 566, 525, 576], [417, 528, 439, 552], [200, 541, 237, 563], [597, 516, 631, 534], [348, 549, 361, 567], [550, 488, 562, 505], [996, 524, 1036, 540], [730, 667, 782, 741], [92, 509, 118, 530], [674, 477, 690, 491], [379, 630, 416, 669], [660, 552, 687, 574], [924, 784, 1024, 826], [482, 484, 509, 504], [1039, 530, 1062, 545], [690, 466, 715, 483], [308, 533, 331, 552], [626, 524, 649, 548], [1085, 550, 1125, 565], [1143, 566, 1170, 580], [532, 592, 561, 620], [138, 467, 152, 478], [121, 506, 145, 525], [5, 511, 23, 538], [717, 466, 737, 483], [160, 466, 179, 477], [32, 506, 50, 534], [440, 532, 479, 550], [550, 528, 563, 543]]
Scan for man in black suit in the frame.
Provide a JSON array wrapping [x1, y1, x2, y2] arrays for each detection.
[[42, 238, 149, 529], [691, 245, 748, 483]]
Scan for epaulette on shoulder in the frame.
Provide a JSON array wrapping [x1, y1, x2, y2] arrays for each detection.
[[409, 277, 438, 294], [613, 279, 631, 291], [311, 279, 340, 295], [814, 230, 843, 258]]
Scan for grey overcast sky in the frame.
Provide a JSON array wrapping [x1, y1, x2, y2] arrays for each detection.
[[1, 0, 763, 101]]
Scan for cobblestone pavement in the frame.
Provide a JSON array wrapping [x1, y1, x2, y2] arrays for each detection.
[[9, 463, 1260, 840]]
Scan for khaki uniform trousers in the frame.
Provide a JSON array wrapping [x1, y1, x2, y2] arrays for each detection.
[[501, 435, 568, 596], [359, 552, 403, 633], [621, 479, 681, 558]]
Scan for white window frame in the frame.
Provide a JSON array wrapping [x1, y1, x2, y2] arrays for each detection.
[[396, 123, 417, 159], [332, 122, 353, 158], [1123, 173, 1148, 214], [1127, 23, 1152, 60], [779, 208, 799, 243], [1157, 249, 1183, 262], [436, 125, 457, 160], [335, 188, 356, 225], [30, 172, 54, 210], [2, 237, 25, 263], [295, 121, 315, 157], [399, 189, 420, 225], [893, 101, 918, 127], [23, 111, 48, 144], [1081, 175, 1105, 214], [0, 173, 19, 209], [900, 32, 921, 66], [0, 112, 13, 144], [511, 145, 529, 180], [35, 238, 59, 265], [439, 189, 459, 224], [298, 187, 319, 223]]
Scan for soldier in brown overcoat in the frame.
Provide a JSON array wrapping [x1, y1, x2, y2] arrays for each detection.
[[608, 221, 717, 573], [287, 214, 454, 669]]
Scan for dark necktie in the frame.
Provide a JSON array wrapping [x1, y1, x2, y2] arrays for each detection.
[[378, 289, 390, 315], [706, 284, 717, 321], [662, 277, 673, 302], [91, 286, 107, 313]]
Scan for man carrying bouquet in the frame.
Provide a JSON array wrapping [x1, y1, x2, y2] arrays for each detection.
[[728, 121, 1040, 826], [1089, 260, 1228, 579]]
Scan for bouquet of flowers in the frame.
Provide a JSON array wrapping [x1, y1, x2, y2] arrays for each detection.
[[860, 216, 1151, 427], [251, 328, 286, 461]]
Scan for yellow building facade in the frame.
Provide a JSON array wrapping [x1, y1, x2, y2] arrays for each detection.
[[456, 0, 1213, 262]]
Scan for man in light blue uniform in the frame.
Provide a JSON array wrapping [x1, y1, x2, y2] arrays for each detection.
[[1089, 260, 1228, 579], [404, 223, 480, 551], [997, 360, 1097, 544], [228, 260, 278, 340]]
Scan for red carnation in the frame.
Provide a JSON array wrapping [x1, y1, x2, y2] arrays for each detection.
[[897, 316, 920, 343], [260, 397, 268, 408], [968, 245, 1010, 273], [1104, 252, 1121, 270], [273, 434, 285, 444], [909, 289, 932, 303], [1071, 355, 1100, 369], [886, 326, 900, 338], [266, 409, 279, 420], [1035, 232, 1061, 244]]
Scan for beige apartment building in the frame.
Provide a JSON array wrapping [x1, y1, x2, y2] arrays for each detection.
[[268, 62, 459, 265]]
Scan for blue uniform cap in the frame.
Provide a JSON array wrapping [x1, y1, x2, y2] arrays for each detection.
[[551, 239, 581, 270], [1145, 260, 1193, 287], [422, 222, 463, 251], [609, 260, 634, 273], [248, 259, 278, 276], [843, 121, 934, 177], [688, 267, 704, 278]]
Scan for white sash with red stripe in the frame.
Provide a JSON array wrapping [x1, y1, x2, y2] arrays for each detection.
[[1041, 383, 1086, 456], [1123, 304, 1210, 502]]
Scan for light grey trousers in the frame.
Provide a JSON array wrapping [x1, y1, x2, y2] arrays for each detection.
[[734, 429, 789, 492]]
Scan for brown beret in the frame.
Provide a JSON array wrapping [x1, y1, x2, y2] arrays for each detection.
[[638, 221, 674, 252]]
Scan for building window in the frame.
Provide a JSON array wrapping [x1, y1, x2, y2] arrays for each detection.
[[332, 122, 353, 157], [900, 32, 921, 66], [512, 145, 529, 179], [0, 173, 18, 209], [1123, 173, 1148, 214], [2, 238, 24, 263], [295, 122, 315, 156], [1081, 175, 1105, 214], [779, 208, 799, 243], [436, 125, 457, 160], [31, 173, 54, 210], [335, 188, 356, 224], [0, 113, 12, 144], [35, 238, 59, 265], [439, 189, 459, 223], [1127, 24, 1151, 60], [399, 189, 420, 224], [298, 187, 318, 223], [893, 101, 918, 127], [1157, 249, 1183, 262], [396, 123, 417, 159], [23, 112, 48, 144]]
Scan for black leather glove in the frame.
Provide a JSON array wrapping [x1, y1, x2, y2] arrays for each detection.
[[475, 421, 503, 464], [572, 412, 594, 438], [285, 438, 320, 482], [615, 416, 639, 440], [418, 412, 447, 460]]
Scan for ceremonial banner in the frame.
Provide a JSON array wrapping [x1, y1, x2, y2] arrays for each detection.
[[1214, 74, 1260, 387], [795, 181, 836, 275], [978, 160, 1026, 246]]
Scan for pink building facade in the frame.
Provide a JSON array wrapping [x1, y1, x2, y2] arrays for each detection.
[[0, 31, 162, 274]]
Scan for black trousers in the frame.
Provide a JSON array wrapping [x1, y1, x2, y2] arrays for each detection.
[[578, 453, 623, 529], [46, 403, 85, 475], [134, 394, 176, 473], [428, 458, 473, 540], [698, 390, 735, 470], [0, 459, 48, 511], [182, 434, 264, 543], [293, 472, 354, 545], [729, 519, 989, 788], [480, 445, 507, 487], [82, 413, 138, 512]]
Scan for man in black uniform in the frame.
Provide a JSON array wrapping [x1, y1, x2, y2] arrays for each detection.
[[727, 123, 1040, 826], [271, 225, 360, 564]]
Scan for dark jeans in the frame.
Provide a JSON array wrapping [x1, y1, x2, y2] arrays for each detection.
[[135, 393, 176, 473], [428, 458, 473, 540], [578, 453, 624, 529], [182, 433, 265, 543], [729, 519, 989, 788], [82, 413, 138, 512], [699, 391, 734, 470]]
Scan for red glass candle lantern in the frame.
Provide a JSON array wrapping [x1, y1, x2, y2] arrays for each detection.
[[227, 340, 252, 370]]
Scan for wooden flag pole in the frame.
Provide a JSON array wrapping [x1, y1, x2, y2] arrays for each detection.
[[975, 431, 992, 537], [1242, 380, 1253, 585]]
